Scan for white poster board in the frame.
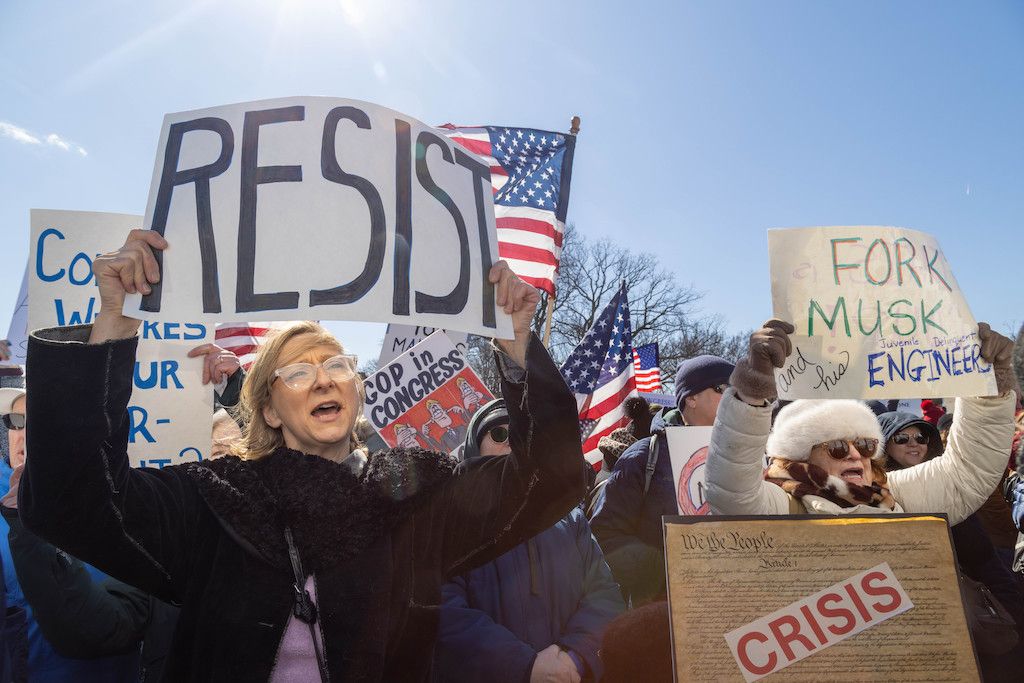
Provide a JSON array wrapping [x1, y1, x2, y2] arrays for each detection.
[[378, 323, 469, 366], [768, 226, 997, 400], [29, 209, 213, 467], [363, 331, 492, 455], [122, 97, 513, 339], [1, 265, 28, 368], [665, 426, 713, 515]]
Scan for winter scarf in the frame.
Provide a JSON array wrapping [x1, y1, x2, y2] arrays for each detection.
[[765, 458, 896, 511]]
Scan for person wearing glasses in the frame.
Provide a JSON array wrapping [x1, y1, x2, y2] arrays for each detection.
[[590, 355, 734, 605], [18, 229, 586, 683], [877, 411, 943, 471], [706, 319, 1017, 521], [436, 399, 624, 683]]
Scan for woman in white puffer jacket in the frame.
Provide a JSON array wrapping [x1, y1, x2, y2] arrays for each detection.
[[706, 320, 1017, 523]]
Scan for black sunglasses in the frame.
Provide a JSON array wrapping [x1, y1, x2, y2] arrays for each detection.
[[892, 433, 929, 446], [812, 438, 878, 460], [487, 425, 509, 444], [2, 413, 25, 431]]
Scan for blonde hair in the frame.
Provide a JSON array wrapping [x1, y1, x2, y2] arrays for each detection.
[[233, 321, 363, 460]]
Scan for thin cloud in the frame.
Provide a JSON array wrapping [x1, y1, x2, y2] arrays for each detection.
[[0, 121, 41, 145], [0, 121, 87, 155]]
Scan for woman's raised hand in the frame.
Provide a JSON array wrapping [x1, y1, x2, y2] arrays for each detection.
[[977, 322, 1018, 396], [730, 319, 795, 404], [489, 260, 541, 367], [89, 229, 168, 343]]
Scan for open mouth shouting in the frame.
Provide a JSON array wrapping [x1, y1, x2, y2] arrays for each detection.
[[840, 465, 866, 485], [311, 401, 342, 421]]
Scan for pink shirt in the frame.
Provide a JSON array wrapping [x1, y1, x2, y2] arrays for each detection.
[[270, 576, 324, 682]]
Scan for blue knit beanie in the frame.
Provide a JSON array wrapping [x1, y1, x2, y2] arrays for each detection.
[[674, 355, 734, 410]]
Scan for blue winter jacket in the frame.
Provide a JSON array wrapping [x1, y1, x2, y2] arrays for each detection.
[[0, 459, 140, 683], [435, 508, 624, 683], [590, 410, 680, 554]]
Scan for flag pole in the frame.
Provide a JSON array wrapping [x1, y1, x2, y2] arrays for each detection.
[[542, 115, 580, 349]]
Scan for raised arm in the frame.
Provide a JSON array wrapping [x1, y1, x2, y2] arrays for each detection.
[[440, 265, 587, 576], [706, 320, 794, 516], [20, 230, 205, 602], [888, 324, 1017, 524]]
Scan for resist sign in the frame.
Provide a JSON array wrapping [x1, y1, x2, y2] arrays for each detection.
[[769, 226, 996, 399], [123, 97, 513, 339], [724, 563, 912, 682]]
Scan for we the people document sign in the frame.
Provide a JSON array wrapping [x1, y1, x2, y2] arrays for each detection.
[[664, 515, 978, 682]]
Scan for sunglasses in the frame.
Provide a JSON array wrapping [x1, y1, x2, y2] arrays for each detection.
[[2, 413, 25, 431], [812, 438, 878, 460], [892, 433, 929, 446], [487, 425, 509, 444], [273, 354, 358, 391]]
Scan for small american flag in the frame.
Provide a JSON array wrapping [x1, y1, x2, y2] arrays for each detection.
[[632, 343, 663, 393], [559, 283, 637, 468], [214, 323, 289, 370], [441, 124, 576, 296]]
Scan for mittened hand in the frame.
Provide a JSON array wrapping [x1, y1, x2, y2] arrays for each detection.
[[730, 319, 795, 403], [978, 322, 1018, 396]]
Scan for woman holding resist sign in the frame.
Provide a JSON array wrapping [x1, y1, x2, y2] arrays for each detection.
[[706, 319, 1017, 520], [18, 229, 586, 682]]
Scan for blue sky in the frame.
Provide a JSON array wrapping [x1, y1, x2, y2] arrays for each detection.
[[2, 0, 1022, 364]]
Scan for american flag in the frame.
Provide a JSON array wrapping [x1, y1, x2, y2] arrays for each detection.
[[559, 283, 637, 468], [214, 323, 289, 370], [441, 124, 576, 296], [632, 343, 663, 392]]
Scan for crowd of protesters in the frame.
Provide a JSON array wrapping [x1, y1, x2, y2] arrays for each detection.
[[0, 228, 1022, 681]]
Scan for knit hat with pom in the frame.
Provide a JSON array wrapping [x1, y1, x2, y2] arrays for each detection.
[[766, 399, 884, 462]]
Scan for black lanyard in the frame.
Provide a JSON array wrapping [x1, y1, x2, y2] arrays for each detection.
[[284, 526, 329, 682]]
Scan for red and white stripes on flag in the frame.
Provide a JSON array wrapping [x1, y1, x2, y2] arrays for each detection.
[[214, 323, 290, 370], [441, 124, 576, 296], [558, 284, 636, 468], [632, 343, 664, 392]]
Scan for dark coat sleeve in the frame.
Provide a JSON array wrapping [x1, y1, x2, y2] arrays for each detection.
[[589, 439, 650, 556], [20, 325, 207, 604], [4, 510, 149, 659], [435, 575, 537, 683], [439, 334, 587, 577], [556, 513, 625, 679]]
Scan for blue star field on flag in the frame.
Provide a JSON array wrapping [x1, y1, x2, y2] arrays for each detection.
[[559, 284, 634, 394]]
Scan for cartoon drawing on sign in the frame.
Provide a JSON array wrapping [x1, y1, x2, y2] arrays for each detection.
[[677, 446, 709, 515], [393, 422, 429, 449], [456, 376, 485, 413], [421, 399, 469, 452]]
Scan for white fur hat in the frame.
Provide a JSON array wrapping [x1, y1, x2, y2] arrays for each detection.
[[766, 399, 884, 462]]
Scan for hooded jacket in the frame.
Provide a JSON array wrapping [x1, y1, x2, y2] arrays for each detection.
[[20, 325, 585, 682], [707, 388, 1015, 521], [434, 507, 624, 683]]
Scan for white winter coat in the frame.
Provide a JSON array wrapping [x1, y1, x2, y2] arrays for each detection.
[[706, 388, 1016, 524]]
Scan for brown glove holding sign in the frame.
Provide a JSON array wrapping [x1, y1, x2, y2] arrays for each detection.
[[978, 323, 1018, 397], [729, 319, 794, 404]]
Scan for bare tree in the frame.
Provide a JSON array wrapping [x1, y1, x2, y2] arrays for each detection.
[[467, 225, 750, 395]]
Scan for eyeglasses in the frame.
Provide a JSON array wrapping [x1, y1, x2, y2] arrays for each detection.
[[487, 425, 510, 444], [2, 413, 25, 431], [273, 354, 359, 391], [892, 433, 929, 446], [711, 384, 729, 394], [812, 438, 878, 460]]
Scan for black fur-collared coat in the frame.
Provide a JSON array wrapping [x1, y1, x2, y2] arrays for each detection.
[[20, 326, 585, 682]]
